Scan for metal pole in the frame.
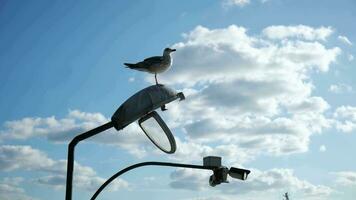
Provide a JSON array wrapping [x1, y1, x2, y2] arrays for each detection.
[[90, 161, 216, 200], [65, 121, 114, 200]]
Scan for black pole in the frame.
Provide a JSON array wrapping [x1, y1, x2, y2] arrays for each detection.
[[66, 121, 114, 200], [90, 161, 216, 200]]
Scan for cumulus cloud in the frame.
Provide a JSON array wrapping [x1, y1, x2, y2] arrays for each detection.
[[0, 145, 54, 171], [222, 0, 250, 7], [155, 24, 339, 161], [0, 177, 36, 200], [35, 158, 129, 191], [331, 171, 356, 186], [168, 138, 251, 165], [0, 110, 107, 141], [170, 168, 211, 191], [180, 197, 230, 200], [224, 168, 332, 197], [262, 25, 333, 41], [338, 35, 353, 46], [169, 168, 332, 198], [0, 110, 153, 157], [333, 106, 356, 133], [37, 173, 128, 192], [329, 83, 353, 94], [0, 24, 343, 163], [0, 24, 348, 199], [0, 24, 344, 165], [0, 145, 128, 191], [319, 145, 326, 152], [165, 25, 338, 86]]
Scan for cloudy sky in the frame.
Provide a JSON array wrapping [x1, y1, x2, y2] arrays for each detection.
[[1, 0, 355, 199]]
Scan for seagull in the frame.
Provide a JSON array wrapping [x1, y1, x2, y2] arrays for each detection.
[[124, 48, 176, 85]]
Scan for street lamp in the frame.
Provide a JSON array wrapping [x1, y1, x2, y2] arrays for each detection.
[[90, 156, 250, 200], [65, 84, 185, 200]]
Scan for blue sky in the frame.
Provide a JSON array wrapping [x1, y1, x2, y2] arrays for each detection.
[[1, 0, 356, 199]]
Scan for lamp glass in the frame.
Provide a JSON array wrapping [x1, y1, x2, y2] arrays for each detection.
[[139, 111, 176, 153]]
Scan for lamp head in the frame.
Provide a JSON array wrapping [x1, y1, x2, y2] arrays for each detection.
[[111, 85, 185, 154]]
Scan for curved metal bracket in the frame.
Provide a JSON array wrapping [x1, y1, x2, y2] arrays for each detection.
[[90, 162, 215, 200]]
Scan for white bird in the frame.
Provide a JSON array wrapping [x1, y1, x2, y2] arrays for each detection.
[[124, 48, 176, 85]]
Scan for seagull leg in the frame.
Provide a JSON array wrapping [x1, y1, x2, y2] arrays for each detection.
[[155, 73, 158, 85], [161, 104, 167, 111]]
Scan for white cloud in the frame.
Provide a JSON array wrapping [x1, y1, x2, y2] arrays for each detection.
[[169, 138, 251, 164], [0, 110, 107, 141], [0, 24, 344, 165], [333, 106, 356, 133], [180, 115, 314, 155], [91, 122, 152, 158], [0, 23, 350, 199], [348, 54, 354, 61], [222, 0, 250, 7], [164, 25, 339, 86], [331, 171, 356, 186], [0, 145, 54, 171], [319, 145, 326, 152], [0, 110, 153, 158], [170, 168, 211, 191], [37, 173, 128, 192], [222, 0, 273, 8], [180, 197, 230, 200], [334, 106, 356, 121], [262, 25, 333, 41], [1, 24, 343, 163], [169, 168, 332, 198], [338, 35, 353, 46], [0, 24, 348, 199], [0, 177, 36, 200], [0, 145, 128, 192], [329, 83, 353, 94], [154, 24, 339, 161], [286, 96, 330, 114], [225, 168, 332, 197]]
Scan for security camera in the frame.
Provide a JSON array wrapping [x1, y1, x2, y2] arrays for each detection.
[[209, 167, 229, 187], [228, 167, 250, 181], [203, 156, 251, 187]]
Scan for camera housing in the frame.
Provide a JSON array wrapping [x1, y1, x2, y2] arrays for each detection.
[[209, 167, 229, 187], [228, 167, 250, 180], [204, 156, 251, 187]]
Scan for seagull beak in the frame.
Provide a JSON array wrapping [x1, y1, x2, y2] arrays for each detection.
[[171, 49, 176, 52]]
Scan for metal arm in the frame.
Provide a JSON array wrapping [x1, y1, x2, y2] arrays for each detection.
[[66, 121, 114, 200], [90, 161, 216, 200]]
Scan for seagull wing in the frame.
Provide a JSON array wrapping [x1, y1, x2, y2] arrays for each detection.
[[143, 56, 163, 65], [124, 56, 163, 73]]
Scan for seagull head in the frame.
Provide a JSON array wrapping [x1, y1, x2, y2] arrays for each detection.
[[164, 47, 176, 54]]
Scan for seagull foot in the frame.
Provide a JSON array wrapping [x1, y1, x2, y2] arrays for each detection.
[[161, 105, 167, 111]]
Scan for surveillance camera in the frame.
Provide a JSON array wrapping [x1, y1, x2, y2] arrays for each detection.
[[209, 174, 218, 187], [228, 167, 250, 181], [209, 167, 229, 187]]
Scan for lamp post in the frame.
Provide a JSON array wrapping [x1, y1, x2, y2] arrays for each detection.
[[90, 156, 251, 200], [65, 85, 185, 200]]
